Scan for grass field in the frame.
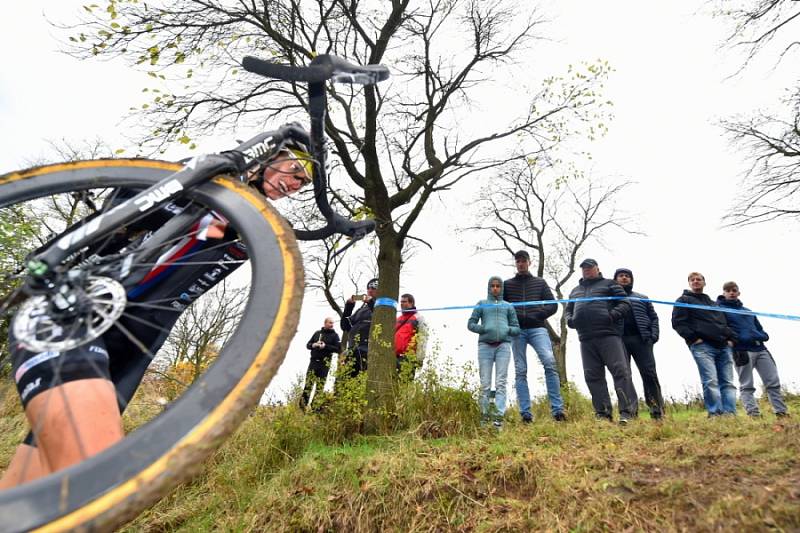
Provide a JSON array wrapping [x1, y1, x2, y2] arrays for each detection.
[[1, 377, 798, 532]]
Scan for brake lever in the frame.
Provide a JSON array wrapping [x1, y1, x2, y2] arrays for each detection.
[[331, 232, 366, 258]]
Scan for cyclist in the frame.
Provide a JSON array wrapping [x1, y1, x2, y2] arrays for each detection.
[[0, 127, 314, 488]]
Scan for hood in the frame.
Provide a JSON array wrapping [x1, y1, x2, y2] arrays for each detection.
[[613, 268, 634, 295], [486, 275, 504, 301], [717, 295, 742, 308]]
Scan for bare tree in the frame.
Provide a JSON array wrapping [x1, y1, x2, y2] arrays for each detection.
[[62, 0, 612, 429], [715, 1, 800, 225], [465, 161, 640, 380]]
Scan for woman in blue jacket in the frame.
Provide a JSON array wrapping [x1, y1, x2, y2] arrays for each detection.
[[468, 276, 520, 428]]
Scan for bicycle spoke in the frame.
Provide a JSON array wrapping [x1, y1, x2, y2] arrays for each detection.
[[108, 235, 243, 271], [55, 382, 90, 461], [125, 301, 189, 313], [118, 311, 173, 336], [74, 188, 121, 268], [108, 314, 159, 364]]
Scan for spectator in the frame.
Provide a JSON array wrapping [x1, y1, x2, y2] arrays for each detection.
[[671, 272, 737, 417], [565, 258, 636, 424], [467, 276, 521, 429], [613, 268, 665, 420], [504, 250, 566, 423], [395, 293, 426, 381], [717, 281, 789, 418], [340, 277, 378, 378], [300, 317, 341, 410]]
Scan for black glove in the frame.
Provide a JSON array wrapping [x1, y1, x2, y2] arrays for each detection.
[[279, 122, 311, 148]]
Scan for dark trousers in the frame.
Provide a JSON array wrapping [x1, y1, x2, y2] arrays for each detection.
[[622, 336, 664, 418], [580, 335, 635, 419], [300, 356, 332, 409]]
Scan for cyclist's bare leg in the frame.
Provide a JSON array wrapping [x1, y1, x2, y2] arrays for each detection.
[[0, 444, 46, 488], [24, 378, 124, 475]]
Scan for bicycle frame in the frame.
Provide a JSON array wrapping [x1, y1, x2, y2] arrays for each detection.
[[24, 53, 389, 284], [27, 153, 242, 281]]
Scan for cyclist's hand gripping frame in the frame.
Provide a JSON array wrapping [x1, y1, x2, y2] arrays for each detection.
[[241, 54, 390, 243]]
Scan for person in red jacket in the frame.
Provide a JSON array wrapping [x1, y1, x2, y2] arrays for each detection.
[[395, 293, 425, 380]]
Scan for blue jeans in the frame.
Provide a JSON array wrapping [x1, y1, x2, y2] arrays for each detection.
[[689, 342, 737, 415], [478, 342, 511, 420], [512, 328, 564, 418]]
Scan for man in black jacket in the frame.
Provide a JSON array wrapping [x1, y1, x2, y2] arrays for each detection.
[[613, 268, 664, 420], [300, 317, 342, 410], [504, 250, 565, 422], [565, 259, 635, 424], [671, 272, 737, 416], [340, 277, 378, 378]]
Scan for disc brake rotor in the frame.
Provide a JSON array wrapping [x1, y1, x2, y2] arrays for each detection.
[[12, 276, 127, 352]]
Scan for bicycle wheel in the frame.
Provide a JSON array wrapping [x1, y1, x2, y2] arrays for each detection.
[[0, 159, 303, 531]]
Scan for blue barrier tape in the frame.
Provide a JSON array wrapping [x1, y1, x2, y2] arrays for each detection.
[[374, 297, 398, 309], [413, 296, 800, 322]]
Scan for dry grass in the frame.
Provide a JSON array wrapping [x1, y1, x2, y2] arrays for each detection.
[[2, 378, 798, 532], [126, 394, 800, 533]]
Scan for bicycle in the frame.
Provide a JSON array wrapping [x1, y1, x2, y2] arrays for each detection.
[[0, 54, 388, 532]]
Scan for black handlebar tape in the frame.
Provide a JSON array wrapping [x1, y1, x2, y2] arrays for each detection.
[[294, 219, 375, 242], [242, 56, 331, 83], [294, 227, 336, 241], [243, 55, 390, 85]]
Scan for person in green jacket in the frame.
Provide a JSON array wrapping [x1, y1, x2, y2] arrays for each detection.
[[468, 275, 521, 428]]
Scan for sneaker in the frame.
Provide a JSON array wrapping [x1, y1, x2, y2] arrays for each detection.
[[595, 414, 613, 422], [492, 420, 503, 430], [618, 417, 630, 426], [553, 412, 567, 422], [521, 414, 533, 424], [748, 412, 763, 419], [776, 412, 790, 418]]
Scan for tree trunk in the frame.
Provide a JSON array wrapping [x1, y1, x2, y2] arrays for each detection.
[[364, 232, 401, 433], [546, 315, 568, 385], [555, 314, 569, 384]]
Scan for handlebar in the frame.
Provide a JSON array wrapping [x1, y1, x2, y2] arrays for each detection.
[[241, 54, 388, 244], [242, 55, 390, 86]]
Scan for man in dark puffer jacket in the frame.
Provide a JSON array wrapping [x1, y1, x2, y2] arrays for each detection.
[[671, 272, 737, 416], [565, 258, 635, 424], [340, 277, 378, 379], [718, 281, 788, 418], [504, 250, 565, 423], [613, 268, 664, 420]]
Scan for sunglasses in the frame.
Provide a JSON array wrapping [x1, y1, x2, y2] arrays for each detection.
[[267, 150, 313, 185]]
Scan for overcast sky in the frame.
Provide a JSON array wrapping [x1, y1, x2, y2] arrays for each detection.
[[2, 2, 798, 408]]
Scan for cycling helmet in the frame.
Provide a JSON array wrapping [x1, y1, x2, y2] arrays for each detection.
[[247, 124, 315, 194]]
